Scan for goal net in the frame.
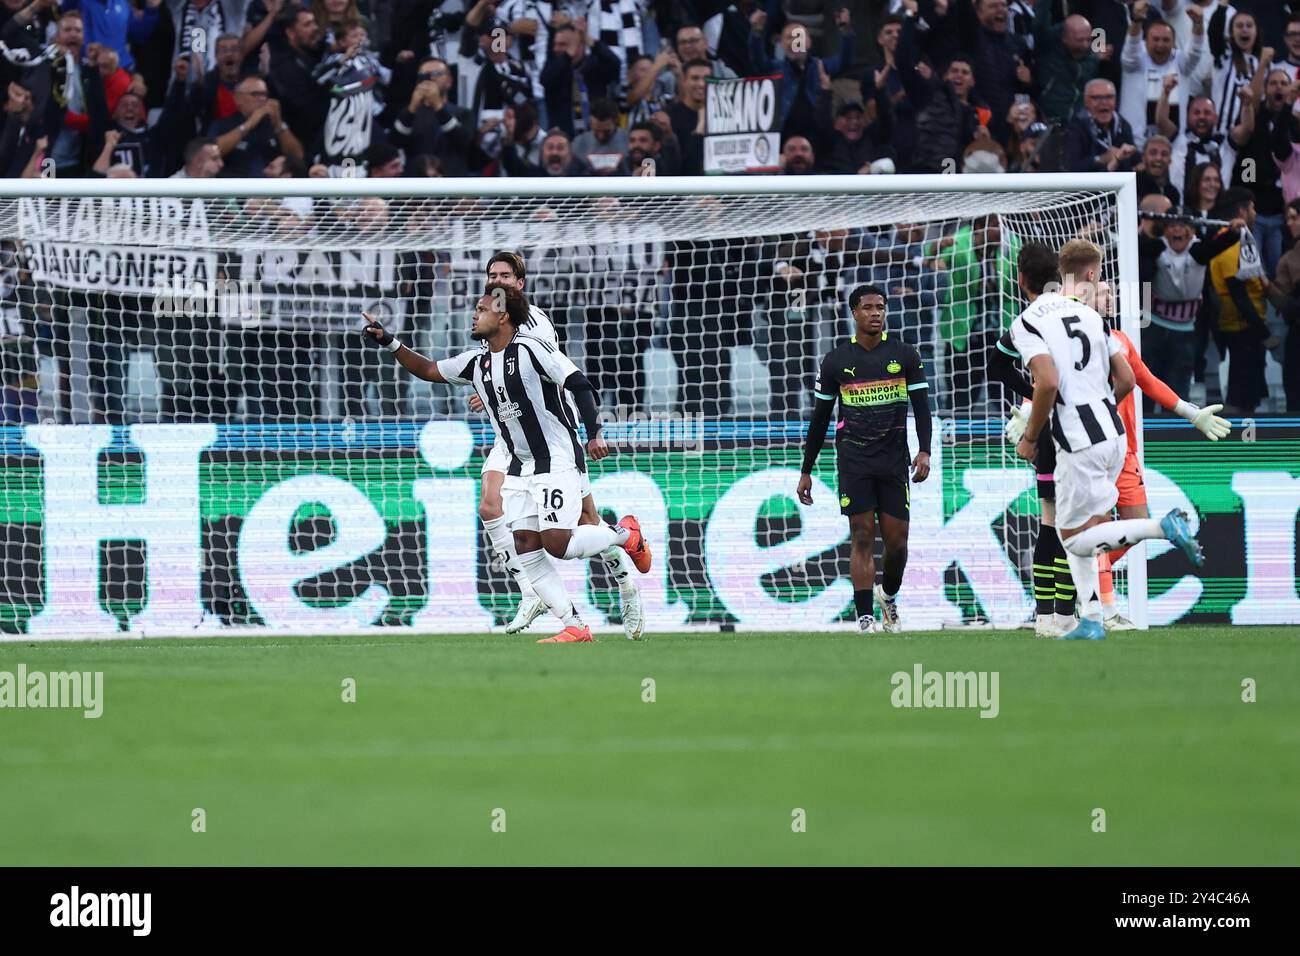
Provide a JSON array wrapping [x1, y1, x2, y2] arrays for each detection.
[[0, 175, 1142, 638]]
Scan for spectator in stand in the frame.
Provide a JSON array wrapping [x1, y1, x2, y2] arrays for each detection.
[[623, 50, 674, 126], [1066, 78, 1138, 173], [495, 100, 543, 174], [86, 53, 193, 176], [621, 119, 665, 176], [1209, 186, 1276, 415], [674, 21, 736, 80], [312, 0, 368, 42], [572, 96, 626, 174], [210, 74, 304, 176], [822, 93, 893, 176], [238, 0, 286, 75], [493, 0, 552, 109], [665, 57, 707, 176], [458, 1, 532, 129], [541, 19, 620, 139], [943, 0, 1033, 144], [365, 139, 403, 176], [390, 58, 476, 177], [1136, 135, 1180, 203], [0, 82, 41, 177], [780, 135, 814, 175], [62, 0, 161, 72], [311, 22, 388, 175], [1162, 90, 1227, 200], [2, 7, 91, 175], [869, 221, 946, 367], [863, 14, 913, 171], [1030, 1, 1097, 127], [669, 230, 757, 418], [194, 33, 246, 132], [1120, 1, 1207, 147], [1278, 14, 1300, 90], [170, 134, 222, 177], [895, 13, 988, 175], [747, 7, 854, 144], [501, 124, 589, 177], [929, 214, 1019, 414], [1142, 209, 1245, 414], [166, 0, 251, 73], [269, 6, 327, 150], [1230, 69, 1300, 277], [1008, 119, 1050, 173], [1211, 10, 1261, 141], [1263, 196, 1300, 409]]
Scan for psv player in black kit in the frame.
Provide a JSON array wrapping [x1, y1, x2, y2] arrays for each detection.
[[797, 285, 933, 633]]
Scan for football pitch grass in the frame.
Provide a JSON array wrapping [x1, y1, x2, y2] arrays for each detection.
[[0, 625, 1295, 866]]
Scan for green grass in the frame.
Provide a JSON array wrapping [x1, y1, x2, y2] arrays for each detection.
[[0, 626, 1296, 866]]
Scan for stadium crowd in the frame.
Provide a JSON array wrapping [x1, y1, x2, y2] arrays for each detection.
[[0, 0, 1297, 423]]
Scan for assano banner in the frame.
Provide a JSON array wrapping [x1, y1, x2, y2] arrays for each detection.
[[704, 75, 782, 174], [0, 421, 1295, 637]]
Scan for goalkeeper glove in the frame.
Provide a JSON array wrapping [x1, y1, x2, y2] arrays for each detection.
[[1174, 400, 1231, 441], [1004, 401, 1031, 444]]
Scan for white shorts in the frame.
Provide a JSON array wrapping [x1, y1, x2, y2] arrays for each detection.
[[1054, 435, 1124, 531], [503, 469, 585, 532], [483, 440, 592, 498]]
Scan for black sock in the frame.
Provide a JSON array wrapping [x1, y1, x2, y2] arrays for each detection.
[[1051, 534, 1076, 617], [1032, 529, 1056, 616], [854, 589, 874, 619], [882, 572, 902, 597]]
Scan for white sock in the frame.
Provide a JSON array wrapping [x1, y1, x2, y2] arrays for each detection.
[[562, 523, 620, 560], [1058, 530, 1102, 622], [517, 548, 582, 627], [1062, 518, 1164, 557], [483, 515, 536, 598], [598, 545, 637, 595]]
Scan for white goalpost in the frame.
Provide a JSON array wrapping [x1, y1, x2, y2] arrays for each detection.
[[0, 173, 1144, 638]]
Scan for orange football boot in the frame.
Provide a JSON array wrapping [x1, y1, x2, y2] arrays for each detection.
[[537, 625, 594, 644], [616, 515, 652, 573]]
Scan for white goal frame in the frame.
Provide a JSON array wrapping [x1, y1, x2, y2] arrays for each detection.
[[0, 172, 1145, 635]]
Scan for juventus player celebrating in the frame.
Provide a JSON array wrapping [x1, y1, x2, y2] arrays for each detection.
[[797, 285, 932, 634], [362, 284, 652, 644], [1009, 242, 1203, 641], [473, 253, 642, 639], [1055, 240, 1231, 629]]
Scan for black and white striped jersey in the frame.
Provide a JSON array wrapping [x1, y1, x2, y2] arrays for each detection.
[[520, 303, 558, 348], [438, 334, 585, 477], [1009, 293, 1126, 454]]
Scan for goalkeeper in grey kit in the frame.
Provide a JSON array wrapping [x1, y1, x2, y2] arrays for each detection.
[[797, 285, 933, 634]]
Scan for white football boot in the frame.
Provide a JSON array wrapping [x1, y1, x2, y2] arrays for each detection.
[[505, 596, 549, 634], [620, 585, 644, 641], [873, 584, 900, 634]]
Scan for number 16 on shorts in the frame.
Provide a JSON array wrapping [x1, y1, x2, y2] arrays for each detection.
[[504, 471, 584, 531]]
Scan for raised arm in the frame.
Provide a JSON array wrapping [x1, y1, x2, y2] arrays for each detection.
[[361, 311, 447, 382]]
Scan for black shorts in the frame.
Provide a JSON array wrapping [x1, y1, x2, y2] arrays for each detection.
[[838, 469, 910, 521], [1034, 437, 1056, 501]]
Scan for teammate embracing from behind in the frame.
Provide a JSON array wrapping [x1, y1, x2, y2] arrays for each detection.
[[797, 285, 932, 634], [1010, 242, 1203, 641], [361, 284, 651, 644]]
